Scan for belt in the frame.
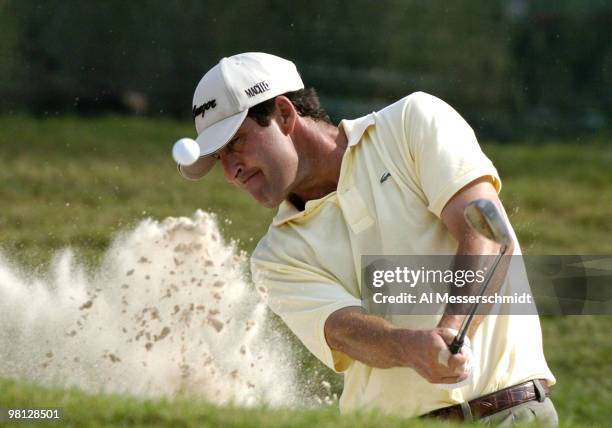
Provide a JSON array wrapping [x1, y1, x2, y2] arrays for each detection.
[[425, 379, 550, 421]]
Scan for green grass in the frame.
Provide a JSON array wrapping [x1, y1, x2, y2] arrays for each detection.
[[484, 142, 612, 254], [539, 315, 612, 426], [0, 115, 611, 426], [1, 376, 469, 428]]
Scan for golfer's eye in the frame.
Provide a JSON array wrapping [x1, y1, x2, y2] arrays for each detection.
[[227, 136, 240, 152]]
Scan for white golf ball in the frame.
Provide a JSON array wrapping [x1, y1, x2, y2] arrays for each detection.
[[172, 138, 200, 166]]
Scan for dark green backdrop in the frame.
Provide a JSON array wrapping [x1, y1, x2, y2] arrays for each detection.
[[1, 0, 610, 139]]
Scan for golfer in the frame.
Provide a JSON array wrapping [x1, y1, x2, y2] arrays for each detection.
[[177, 52, 557, 424]]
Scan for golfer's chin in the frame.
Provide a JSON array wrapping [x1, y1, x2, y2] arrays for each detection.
[[248, 187, 283, 209], [245, 175, 291, 208]]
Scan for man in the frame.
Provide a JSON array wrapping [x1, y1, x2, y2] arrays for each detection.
[[176, 52, 557, 424]]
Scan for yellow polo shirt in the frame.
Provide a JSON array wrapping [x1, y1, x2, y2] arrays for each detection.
[[251, 92, 555, 417]]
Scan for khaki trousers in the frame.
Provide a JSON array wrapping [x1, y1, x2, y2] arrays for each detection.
[[479, 397, 558, 427]]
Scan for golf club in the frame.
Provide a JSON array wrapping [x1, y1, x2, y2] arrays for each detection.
[[448, 199, 513, 354]]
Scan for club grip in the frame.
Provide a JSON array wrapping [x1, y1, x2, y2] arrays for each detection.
[[448, 337, 463, 354]]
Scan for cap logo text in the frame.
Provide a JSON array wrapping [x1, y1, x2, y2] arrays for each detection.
[[244, 81, 270, 98], [192, 99, 217, 119]]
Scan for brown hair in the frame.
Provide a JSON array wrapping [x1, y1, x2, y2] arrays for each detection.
[[247, 87, 331, 126]]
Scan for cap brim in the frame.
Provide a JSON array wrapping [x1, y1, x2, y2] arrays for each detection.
[[195, 109, 248, 156], [177, 156, 216, 181], [178, 109, 248, 180]]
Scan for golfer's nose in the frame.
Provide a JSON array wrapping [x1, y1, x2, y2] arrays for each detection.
[[219, 152, 243, 184]]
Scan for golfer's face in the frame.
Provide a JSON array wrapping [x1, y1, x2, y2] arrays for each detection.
[[216, 117, 299, 208]]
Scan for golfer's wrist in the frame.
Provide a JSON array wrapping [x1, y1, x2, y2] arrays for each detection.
[[437, 314, 464, 331]]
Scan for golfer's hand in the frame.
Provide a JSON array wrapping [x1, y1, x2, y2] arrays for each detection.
[[400, 328, 471, 384]]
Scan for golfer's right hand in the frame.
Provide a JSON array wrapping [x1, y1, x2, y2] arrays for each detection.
[[397, 328, 471, 384]]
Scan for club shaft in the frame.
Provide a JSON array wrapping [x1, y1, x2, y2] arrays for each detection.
[[449, 247, 506, 354]]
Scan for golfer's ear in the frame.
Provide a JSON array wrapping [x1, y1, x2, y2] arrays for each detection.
[[274, 96, 297, 135]]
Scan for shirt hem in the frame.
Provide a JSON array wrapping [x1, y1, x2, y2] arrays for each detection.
[[429, 167, 501, 217]]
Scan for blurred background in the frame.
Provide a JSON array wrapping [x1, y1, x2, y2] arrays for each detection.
[[1, 0, 610, 140]]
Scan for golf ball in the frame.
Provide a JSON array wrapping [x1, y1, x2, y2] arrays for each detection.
[[172, 138, 200, 166]]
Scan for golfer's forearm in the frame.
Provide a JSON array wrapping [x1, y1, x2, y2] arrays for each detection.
[[324, 306, 411, 369], [438, 239, 514, 336]]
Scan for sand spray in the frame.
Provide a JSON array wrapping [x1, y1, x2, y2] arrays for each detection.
[[0, 211, 332, 407]]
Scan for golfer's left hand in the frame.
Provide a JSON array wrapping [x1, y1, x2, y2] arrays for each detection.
[[400, 328, 471, 384], [437, 327, 473, 375]]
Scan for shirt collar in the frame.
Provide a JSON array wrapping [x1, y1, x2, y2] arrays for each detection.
[[271, 113, 376, 227], [339, 113, 376, 148]]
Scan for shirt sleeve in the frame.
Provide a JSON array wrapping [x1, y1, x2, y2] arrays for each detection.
[[251, 243, 362, 373], [401, 92, 502, 217]]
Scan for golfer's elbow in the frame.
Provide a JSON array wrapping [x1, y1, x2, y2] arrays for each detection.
[[506, 238, 516, 255], [323, 306, 363, 354]]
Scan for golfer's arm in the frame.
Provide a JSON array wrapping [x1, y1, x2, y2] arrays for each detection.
[[438, 177, 514, 336], [324, 306, 411, 369]]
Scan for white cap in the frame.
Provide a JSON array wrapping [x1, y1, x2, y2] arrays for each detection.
[[178, 52, 304, 180]]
